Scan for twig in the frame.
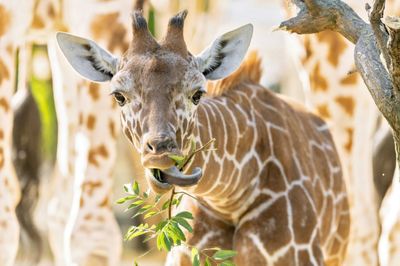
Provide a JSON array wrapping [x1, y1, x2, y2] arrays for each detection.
[[168, 187, 175, 220], [181, 138, 216, 171]]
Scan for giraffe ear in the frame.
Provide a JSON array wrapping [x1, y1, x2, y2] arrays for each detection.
[[196, 24, 253, 80], [56, 32, 118, 82]]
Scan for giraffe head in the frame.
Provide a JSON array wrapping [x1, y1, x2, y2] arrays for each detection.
[[56, 11, 252, 193]]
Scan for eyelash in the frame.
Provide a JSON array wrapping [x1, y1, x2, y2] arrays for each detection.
[[112, 91, 127, 106], [191, 89, 206, 105]]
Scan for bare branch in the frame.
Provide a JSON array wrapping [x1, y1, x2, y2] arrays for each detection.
[[280, 0, 400, 169], [368, 0, 391, 73], [279, 0, 367, 44]]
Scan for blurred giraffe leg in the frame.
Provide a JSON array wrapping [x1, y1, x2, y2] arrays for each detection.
[[47, 0, 138, 264], [0, 4, 21, 266]]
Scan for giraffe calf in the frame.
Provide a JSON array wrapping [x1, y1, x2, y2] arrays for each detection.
[[57, 10, 350, 265]]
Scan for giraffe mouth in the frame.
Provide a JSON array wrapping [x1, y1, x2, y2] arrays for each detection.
[[150, 166, 202, 187]]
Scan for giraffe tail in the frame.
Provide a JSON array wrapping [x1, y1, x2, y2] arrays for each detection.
[[13, 87, 43, 263]]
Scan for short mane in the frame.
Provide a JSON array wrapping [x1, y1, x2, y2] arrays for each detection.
[[206, 51, 262, 97]]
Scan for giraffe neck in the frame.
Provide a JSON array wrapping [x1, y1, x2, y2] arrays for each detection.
[[180, 86, 262, 222]]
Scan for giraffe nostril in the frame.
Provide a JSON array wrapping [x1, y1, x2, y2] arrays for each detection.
[[167, 142, 176, 152], [147, 142, 154, 152]]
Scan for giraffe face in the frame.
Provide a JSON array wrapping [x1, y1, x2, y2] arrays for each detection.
[[56, 10, 252, 194], [112, 50, 206, 193]]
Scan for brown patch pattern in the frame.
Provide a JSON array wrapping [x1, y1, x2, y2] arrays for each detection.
[[340, 72, 359, 86], [316, 104, 331, 119], [88, 83, 100, 101], [316, 31, 348, 67], [0, 98, 10, 112], [82, 181, 102, 196], [344, 128, 354, 153], [86, 114, 96, 130], [0, 58, 10, 85], [88, 145, 109, 167], [310, 63, 328, 92], [0, 147, 4, 169], [0, 4, 10, 37], [335, 96, 355, 116], [90, 13, 128, 53], [302, 36, 313, 64]]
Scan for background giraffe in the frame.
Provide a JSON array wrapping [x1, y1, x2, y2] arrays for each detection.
[[41, 0, 137, 265], [285, 0, 380, 265], [0, 1, 27, 264], [0, 0, 135, 265], [285, 0, 400, 265]]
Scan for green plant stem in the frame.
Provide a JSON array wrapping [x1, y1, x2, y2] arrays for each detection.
[[181, 138, 215, 171], [174, 191, 200, 203], [168, 187, 176, 219]]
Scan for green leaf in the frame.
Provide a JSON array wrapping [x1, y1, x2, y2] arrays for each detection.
[[155, 220, 168, 232], [168, 222, 186, 241], [143, 189, 151, 198], [169, 154, 186, 166], [191, 247, 200, 266], [165, 232, 173, 251], [125, 229, 148, 241], [173, 217, 193, 233], [205, 257, 212, 266], [131, 207, 148, 218], [133, 260, 139, 266], [144, 211, 158, 219], [175, 211, 193, 220], [154, 169, 161, 179], [212, 250, 237, 261], [162, 200, 171, 210], [156, 232, 163, 251], [127, 200, 144, 209], [141, 204, 153, 211], [116, 195, 136, 204], [176, 194, 184, 207], [165, 223, 183, 244], [116, 198, 127, 204], [123, 183, 131, 193], [132, 181, 140, 195], [219, 261, 235, 266], [156, 229, 172, 251], [155, 194, 162, 204]]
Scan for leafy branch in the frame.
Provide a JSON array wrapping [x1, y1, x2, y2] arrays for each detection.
[[116, 138, 236, 265]]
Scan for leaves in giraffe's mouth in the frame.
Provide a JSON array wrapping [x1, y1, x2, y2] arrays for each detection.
[[152, 169, 167, 183], [164, 138, 216, 187], [149, 138, 216, 187]]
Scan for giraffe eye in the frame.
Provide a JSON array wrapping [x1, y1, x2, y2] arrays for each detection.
[[113, 92, 127, 106], [191, 90, 205, 105]]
